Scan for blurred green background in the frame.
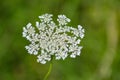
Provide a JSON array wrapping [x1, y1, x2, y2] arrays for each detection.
[[0, 0, 120, 80]]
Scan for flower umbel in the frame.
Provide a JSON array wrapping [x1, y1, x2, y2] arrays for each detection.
[[22, 13, 85, 64]]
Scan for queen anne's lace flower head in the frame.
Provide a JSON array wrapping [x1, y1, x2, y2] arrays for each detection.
[[22, 13, 85, 64]]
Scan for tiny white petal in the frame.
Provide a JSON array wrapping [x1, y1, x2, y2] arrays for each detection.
[[36, 21, 39, 27], [26, 23, 32, 28]]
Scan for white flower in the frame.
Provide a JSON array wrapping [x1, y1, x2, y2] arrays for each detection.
[[70, 46, 83, 58], [25, 43, 39, 55], [22, 23, 35, 41], [37, 50, 51, 64], [78, 25, 85, 38], [55, 51, 68, 60], [57, 15, 71, 26], [23, 13, 85, 64], [23, 23, 35, 36], [39, 13, 53, 23]]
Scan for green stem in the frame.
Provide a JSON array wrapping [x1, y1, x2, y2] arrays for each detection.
[[43, 61, 53, 80]]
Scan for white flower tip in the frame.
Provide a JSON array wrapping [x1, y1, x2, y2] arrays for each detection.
[[36, 21, 39, 27], [34, 51, 38, 55], [38, 16, 43, 19], [78, 25, 82, 29], [67, 18, 71, 22], [26, 23, 32, 28], [41, 61, 46, 64], [70, 54, 76, 58]]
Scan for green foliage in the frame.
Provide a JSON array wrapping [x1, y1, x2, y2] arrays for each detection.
[[0, 0, 120, 80]]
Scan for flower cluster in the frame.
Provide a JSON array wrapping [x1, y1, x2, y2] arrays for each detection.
[[22, 13, 85, 64]]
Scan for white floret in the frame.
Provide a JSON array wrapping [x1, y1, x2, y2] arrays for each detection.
[[78, 25, 85, 38], [25, 43, 39, 55], [57, 15, 71, 26], [37, 51, 51, 64], [39, 13, 53, 23]]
